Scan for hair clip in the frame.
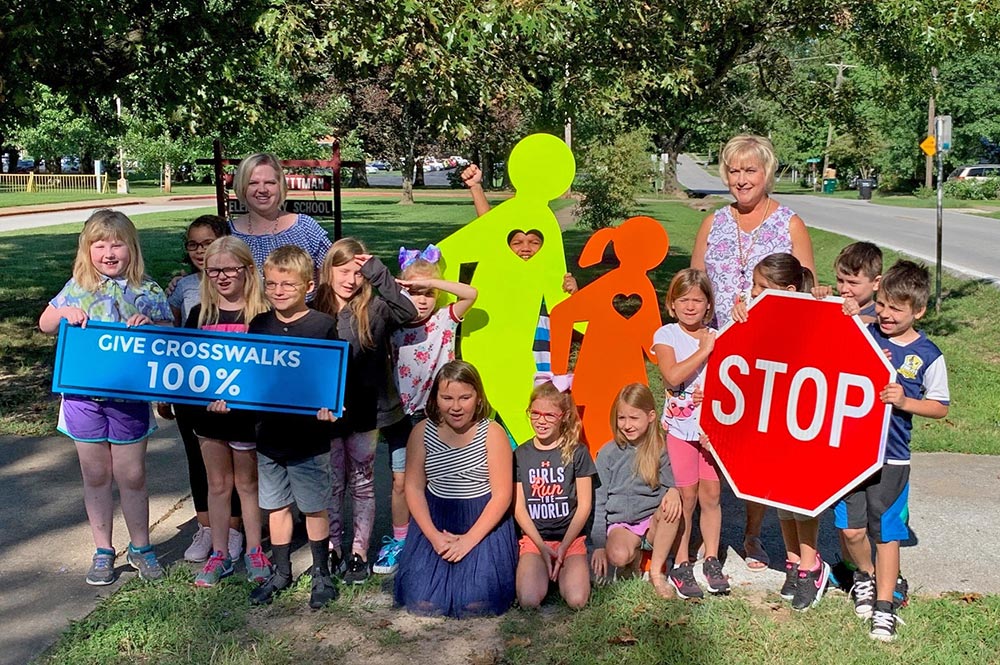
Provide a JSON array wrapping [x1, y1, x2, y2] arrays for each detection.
[[399, 244, 442, 269], [534, 371, 573, 393]]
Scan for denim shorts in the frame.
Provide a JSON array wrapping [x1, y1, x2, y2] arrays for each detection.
[[380, 416, 415, 473], [257, 451, 332, 513], [58, 395, 155, 445]]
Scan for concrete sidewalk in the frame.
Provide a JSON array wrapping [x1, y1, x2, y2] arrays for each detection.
[[2, 417, 998, 664]]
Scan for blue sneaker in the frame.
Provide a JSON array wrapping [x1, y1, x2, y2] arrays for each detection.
[[195, 550, 235, 587], [127, 543, 164, 582], [372, 536, 404, 574]]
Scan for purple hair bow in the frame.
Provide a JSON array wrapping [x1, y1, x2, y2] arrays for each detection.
[[534, 371, 573, 393], [398, 244, 442, 270]]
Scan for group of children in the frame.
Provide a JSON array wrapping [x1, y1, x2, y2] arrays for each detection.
[[41, 207, 946, 642]]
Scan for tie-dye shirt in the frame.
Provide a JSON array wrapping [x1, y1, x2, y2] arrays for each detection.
[[49, 276, 172, 324]]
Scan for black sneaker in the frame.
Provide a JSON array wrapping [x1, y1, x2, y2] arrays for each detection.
[[791, 558, 830, 611], [309, 568, 339, 609], [342, 553, 370, 585], [893, 575, 909, 610], [779, 560, 799, 600], [870, 600, 903, 642], [249, 574, 291, 605], [702, 557, 730, 594], [851, 570, 876, 619], [329, 550, 343, 578], [668, 562, 704, 599]]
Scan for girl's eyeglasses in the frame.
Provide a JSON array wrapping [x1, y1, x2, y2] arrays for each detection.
[[527, 410, 563, 424], [185, 239, 216, 252], [206, 266, 247, 279]]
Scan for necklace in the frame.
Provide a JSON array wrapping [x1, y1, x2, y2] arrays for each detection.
[[734, 198, 773, 282], [247, 214, 279, 236]]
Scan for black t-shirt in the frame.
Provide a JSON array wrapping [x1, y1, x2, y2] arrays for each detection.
[[248, 309, 339, 462], [514, 441, 597, 541]]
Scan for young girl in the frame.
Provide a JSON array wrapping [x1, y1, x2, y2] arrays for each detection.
[[590, 384, 682, 599], [652, 269, 727, 599], [314, 238, 417, 583], [172, 237, 272, 587], [732, 252, 829, 610], [394, 361, 517, 617], [513, 379, 596, 609], [373, 248, 478, 575], [39, 209, 173, 585], [161, 215, 244, 564]]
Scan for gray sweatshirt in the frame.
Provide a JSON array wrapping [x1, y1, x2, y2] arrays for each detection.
[[590, 440, 675, 548]]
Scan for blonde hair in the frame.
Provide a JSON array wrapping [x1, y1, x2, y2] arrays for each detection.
[[610, 384, 663, 489], [528, 381, 584, 465], [665, 268, 714, 323], [197, 237, 270, 328], [234, 153, 287, 208], [425, 361, 492, 424], [720, 135, 777, 194], [263, 245, 314, 283], [400, 259, 441, 281], [73, 209, 146, 291], [315, 237, 375, 349]]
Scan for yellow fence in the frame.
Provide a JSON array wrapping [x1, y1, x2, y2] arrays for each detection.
[[0, 173, 110, 193]]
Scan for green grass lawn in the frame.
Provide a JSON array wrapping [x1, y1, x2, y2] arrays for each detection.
[[0, 183, 218, 207], [2, 197, 998, 452]]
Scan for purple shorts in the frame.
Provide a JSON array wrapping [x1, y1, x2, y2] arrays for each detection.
[[58, 395, 156, 445], [608, 515, 652, 539]]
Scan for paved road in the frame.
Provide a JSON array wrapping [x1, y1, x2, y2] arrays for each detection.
[[0, 199, 215, 233], [676, 154, 1000, 282]]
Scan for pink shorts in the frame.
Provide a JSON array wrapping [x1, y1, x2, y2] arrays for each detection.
[[608, 515, 651, 539], [666, 432, 719, 487]]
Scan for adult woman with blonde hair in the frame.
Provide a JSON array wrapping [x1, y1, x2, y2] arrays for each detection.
[[228, 152, 331, 290], [690, 134, 816, 572], [314, 238, 416, 583]]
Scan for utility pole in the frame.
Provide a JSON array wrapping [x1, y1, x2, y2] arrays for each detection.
[[925, 66, 938, 189], [820, 62, 857, 188]]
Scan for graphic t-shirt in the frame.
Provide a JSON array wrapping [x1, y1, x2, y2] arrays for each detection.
[[652, 323, 713, 441], [184, 305, 249, 333], [392, 305, 460, 415], [514, 441, 597, 540], [867, 323, 949, 462]]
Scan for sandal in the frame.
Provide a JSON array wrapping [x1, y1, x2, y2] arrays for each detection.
[[743, 536, 770, 572]]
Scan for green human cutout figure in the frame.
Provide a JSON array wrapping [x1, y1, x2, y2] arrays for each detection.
[[436, 133, 575, 444]]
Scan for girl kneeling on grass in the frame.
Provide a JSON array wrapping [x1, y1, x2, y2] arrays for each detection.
[[513, 377, 596, 609], [591, 384, 682, 599], [173, 237, 272, 587], [39, 209, 173, 585]]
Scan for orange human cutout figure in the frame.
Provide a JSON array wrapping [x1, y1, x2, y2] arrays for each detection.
[[549, 216, 669, 456]]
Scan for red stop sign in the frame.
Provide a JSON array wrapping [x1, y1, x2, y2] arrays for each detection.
[[699, 291, 895, 516]]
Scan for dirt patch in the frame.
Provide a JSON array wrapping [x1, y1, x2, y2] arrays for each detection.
[[249, 590, 504, 664]]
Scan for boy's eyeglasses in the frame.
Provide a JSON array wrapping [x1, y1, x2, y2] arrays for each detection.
[[527, 410, 563, 423], [185, 239, 215, 252], [206, 266, 247, 279], [264, 281, 304, 292]]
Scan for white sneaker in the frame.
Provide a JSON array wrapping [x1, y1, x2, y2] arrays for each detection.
[[184, 525, 213, 562], [227, 528, 244, 562]]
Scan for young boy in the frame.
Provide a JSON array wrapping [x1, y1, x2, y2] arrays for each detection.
[[248, 246, 341, 608], [834, 260, 949, 642], [813, 241, 882, 322]]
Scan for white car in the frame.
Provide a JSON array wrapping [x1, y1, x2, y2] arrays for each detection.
[[947, 164, 1000, 182]]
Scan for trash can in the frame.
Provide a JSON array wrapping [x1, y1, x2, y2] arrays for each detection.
[[823, 178, 837, 194], [857, 178, 875, 200]]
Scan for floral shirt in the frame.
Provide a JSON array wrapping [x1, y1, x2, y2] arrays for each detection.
[[50, 276, 172, 324], [703, 204, 794, 328], [392, 305, 460, 415]]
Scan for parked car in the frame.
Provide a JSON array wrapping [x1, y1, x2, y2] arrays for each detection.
[[365, 164, 378, 174], [15, 159, 35, 173], [947, 164, 1000, 182], [370, 160, 391, 171]]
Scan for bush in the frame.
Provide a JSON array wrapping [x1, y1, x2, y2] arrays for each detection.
[[943, 177, 1000, 200], [913, 185, 935, 199], [575, 130, 654, 230]]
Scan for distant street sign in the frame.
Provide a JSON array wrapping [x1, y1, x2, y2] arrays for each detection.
[[806, 158, 821, 163], [936, 115, 952, 152], [920, 136, 936, 157]]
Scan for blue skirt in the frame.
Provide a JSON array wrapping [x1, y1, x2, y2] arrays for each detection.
[[394, 491, 516, 618]]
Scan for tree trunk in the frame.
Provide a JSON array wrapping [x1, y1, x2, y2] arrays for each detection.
[[414, 158, 425, 187], [400, 140, 415, 204], [659, 152, 686, 197], [351, 165, 368, 187]]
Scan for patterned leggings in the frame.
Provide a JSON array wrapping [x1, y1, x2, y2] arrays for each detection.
[[327, 429, 378, 555]]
